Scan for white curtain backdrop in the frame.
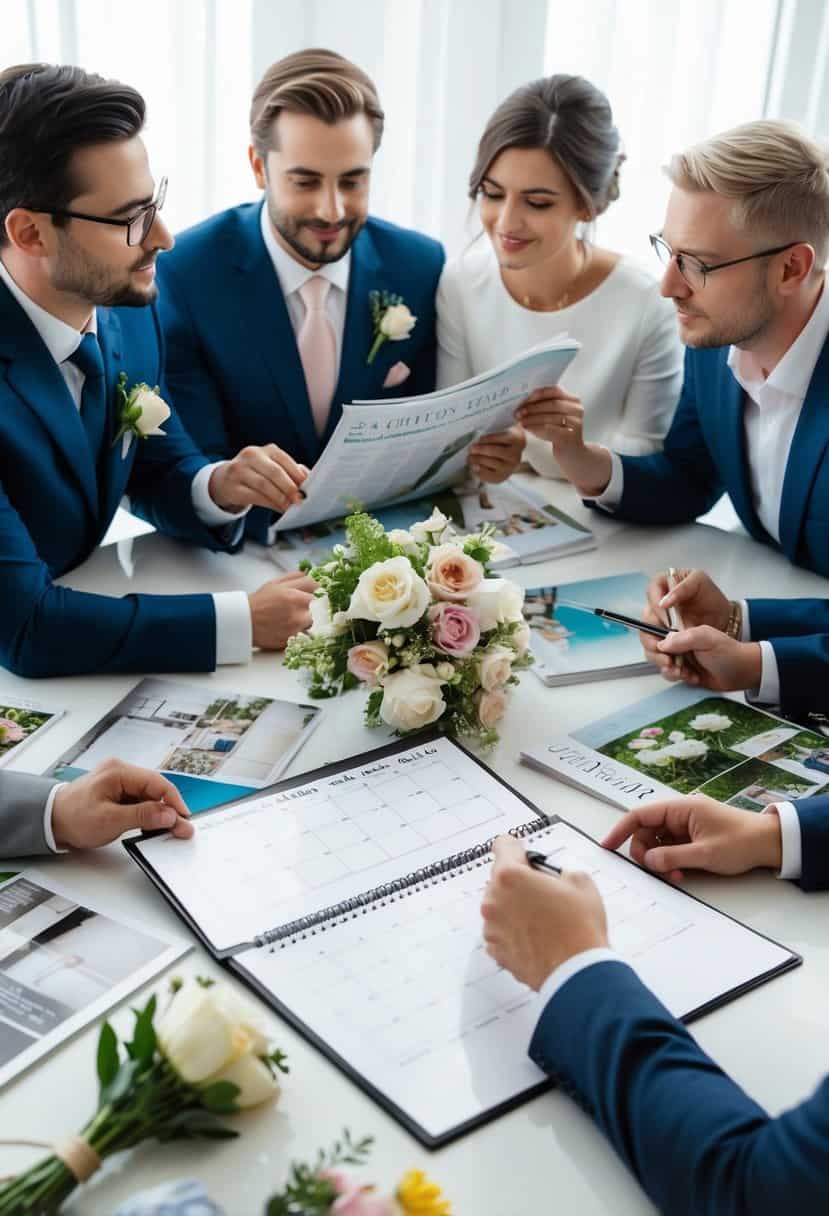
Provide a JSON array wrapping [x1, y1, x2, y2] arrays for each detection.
[[9, 0, 823, 262]]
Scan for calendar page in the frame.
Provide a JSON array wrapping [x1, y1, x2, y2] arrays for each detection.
[[235, 818, 796, 1146], [128, 736, 543, 954]]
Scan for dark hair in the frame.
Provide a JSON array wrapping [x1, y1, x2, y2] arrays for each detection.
[[250, 48, 384, 158], [468, 74, 623, 219], [0, 63, 145, 247]]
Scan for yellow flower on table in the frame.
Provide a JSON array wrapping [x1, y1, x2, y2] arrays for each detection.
[[395, 1169, 452, 1215]]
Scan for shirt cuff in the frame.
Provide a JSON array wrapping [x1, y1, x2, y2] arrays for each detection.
[[532, 947, 623, 1032], [43, 783, 69, 854], [581, 449, 622, 509], [764, 801, 802, 880], [744, 640, 780, 704], [191, 462, 251, 527], [213, 591, 253, 665]]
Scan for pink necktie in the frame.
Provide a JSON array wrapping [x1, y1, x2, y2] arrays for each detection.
[[298, 275, 337, 437]]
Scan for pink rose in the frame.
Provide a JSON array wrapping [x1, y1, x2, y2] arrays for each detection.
[[427, 543, 484, 601], [347, 640, 389, 685], [477, 688, 507, 730], [0, 718, 24, 743], [331, 1184, 394, 1216], [429, 603, 481, 656]]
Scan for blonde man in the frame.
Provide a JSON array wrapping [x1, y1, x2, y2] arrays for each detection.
[[157, 49, 444, 543], [515, 120, 829, 578]]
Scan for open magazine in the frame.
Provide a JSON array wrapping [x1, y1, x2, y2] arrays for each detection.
[[269, 481, 595, 571], [274, 334, 580, 533], [522, 684, 829, 810], [0, 696, 62, 768], [47, 678, 321, 813]]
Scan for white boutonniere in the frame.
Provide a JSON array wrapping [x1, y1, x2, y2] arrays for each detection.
[[113, 372, 171, 456], [367, 290, 417, 365]]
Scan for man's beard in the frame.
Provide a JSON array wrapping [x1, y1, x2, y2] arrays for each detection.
[[676, 297, 775, 350], [52, 235, 158, 308], [267, 200, 363, 265]]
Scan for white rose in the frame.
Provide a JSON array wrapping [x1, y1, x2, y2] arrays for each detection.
[[410, 508, 452, 544], [511, 620, 531, 655], [156, 984, 253, 1084], [347, 556, 430, 629], [479, 645, 513, 691], [387, 528, 419, 555], [380, 665, 446, 731], [380, 303, 417, 340], [689, 713, 733, 732], [131, 386, 171, 436], [669, 730, 686, 743], [638, 748, 672, 768], [208, 1051, 280, 1109], [308, 593, 348, 638], [663, 739, 709, 760], [466, 578, 524, 632]]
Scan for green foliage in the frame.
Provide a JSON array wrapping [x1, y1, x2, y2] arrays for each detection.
[[265, 1130, 374, 1216]]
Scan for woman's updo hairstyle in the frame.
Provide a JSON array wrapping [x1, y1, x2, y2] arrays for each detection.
[[468, 73, 624, 221]]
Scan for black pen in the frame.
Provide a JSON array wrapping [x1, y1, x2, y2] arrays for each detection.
[[526, 849, 562, 876], [555, 599, 675, 640]]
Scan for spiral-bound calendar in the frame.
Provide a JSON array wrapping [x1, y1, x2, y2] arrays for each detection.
[[126, 734, 799, 1148]]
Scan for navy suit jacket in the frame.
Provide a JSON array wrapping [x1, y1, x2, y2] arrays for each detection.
[[596, 339, 829, 576], [0, 279, 237, 677], [747, 598, 829, 719], [529, 796, 829, 1215], [157, 203, 445, 541]]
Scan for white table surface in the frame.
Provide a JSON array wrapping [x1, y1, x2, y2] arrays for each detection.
[[1, 482, 828, 1216]]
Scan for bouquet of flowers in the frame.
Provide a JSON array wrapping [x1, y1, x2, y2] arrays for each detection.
[[285, 508, 532, 747], [265, 1131, 451, 1215], [0, 978, 287, 1215]]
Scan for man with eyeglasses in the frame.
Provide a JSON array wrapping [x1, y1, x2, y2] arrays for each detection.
[[0, 63, 316, 677], [516, 120, 829, 590]]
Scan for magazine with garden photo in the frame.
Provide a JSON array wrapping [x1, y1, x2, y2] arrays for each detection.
[[0, 696, 62, 769], [47, 679, 321, 813], [521, 684, 829, 811]]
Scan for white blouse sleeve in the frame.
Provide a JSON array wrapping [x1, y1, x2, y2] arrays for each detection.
[[607, 287, 684, 457], [436, 263, 474, 389]]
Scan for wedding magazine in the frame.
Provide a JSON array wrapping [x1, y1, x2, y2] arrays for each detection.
[[47, 678, 321, 813], [0, 871, 186, 1088], [522, 684, 829, 810], [0, 696, 62, 768], [273, 334, 580, 533], [125, 733, 798, 1148], [523, 572, 656, 686]]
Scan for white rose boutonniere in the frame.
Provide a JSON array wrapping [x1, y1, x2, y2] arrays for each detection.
[[113, 371, 171, 451], [367, 289, 417, 364]]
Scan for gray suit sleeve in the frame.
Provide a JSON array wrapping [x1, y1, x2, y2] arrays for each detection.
[[0, 771, 58, 857]]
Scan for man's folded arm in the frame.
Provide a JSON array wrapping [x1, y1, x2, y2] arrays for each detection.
[[531, 960, 829, 1216]]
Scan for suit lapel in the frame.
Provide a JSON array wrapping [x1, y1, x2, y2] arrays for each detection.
[[234, 206, 318, 463], [778, 334, 829, 557], [322, 227, 382, 446], [96, 308, 132, 529], [0, 282, 99, 519]]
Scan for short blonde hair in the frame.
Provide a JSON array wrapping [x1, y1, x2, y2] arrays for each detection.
[[666, 119, 829, 269]]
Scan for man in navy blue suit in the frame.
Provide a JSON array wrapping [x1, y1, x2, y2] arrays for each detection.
[[157, 49, 446, 544], [514, 120, 829, 577], [637, 569, 829, 722], [0, 64, 315, 677], [482, 792, 829, 1215]]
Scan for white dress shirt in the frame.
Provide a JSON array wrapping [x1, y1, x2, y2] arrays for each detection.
[[0, 258, 251, 666], [436, 241, 683, 475], [259, 201, 351, 369], [531, 801, 803, 1029]]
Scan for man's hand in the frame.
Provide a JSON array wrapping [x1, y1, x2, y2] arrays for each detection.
[[51, 760, 194, 850], [209, 446, 309, 514], [655, 626, 762, 691], [641, 569, 731, 673], [249, 571, 316, 650], [480, 835, 609, 991], [468, 426, 524, 483], [515, 387, 612, 495], [602, 793, 783, 883]]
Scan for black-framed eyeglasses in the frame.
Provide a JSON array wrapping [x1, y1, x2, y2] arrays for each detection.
[[649, 232, 801, 290], [29, 177, 168, 247]]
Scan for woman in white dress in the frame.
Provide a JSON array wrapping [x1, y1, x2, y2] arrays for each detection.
[[437, 74, 683, 483]]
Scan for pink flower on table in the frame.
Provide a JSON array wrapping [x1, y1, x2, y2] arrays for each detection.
[[331, 1184, 394, 1216], [429, 602, 481, 656], [347, 640, 389, 685], [426, 543, 484, 601], [477, 687, 508, 730], [0, 718, 24, 743]]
